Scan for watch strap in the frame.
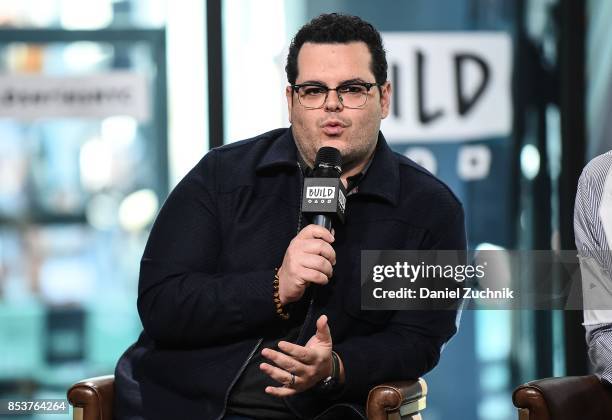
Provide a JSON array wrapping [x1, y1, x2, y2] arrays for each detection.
[[317, 351, 341, 393]]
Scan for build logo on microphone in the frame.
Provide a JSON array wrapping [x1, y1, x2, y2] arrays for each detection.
[[301, 178, 346, 223], [306, 186, 335, 203]]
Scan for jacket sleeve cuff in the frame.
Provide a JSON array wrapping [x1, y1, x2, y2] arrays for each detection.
[[233, 268, 289, 331], [331, 343, 372, 401]]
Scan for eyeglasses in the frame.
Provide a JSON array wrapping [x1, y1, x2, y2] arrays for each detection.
[[292, 82, 380, 109]]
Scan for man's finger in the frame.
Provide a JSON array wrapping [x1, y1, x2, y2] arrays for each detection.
[[265, 385, 297, 397], [302, 239, 336, 265], [299, 267, 329, 286], [261, 348, 305, 374], [298, 224, 335, 243], [301, 254, 333, 278], [277, 341, 315, 364], [259, 362, 298, 386]]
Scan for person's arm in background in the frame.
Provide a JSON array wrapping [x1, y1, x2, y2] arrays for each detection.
[[574, 154, 612, 385], [585, 324, 612, 384]]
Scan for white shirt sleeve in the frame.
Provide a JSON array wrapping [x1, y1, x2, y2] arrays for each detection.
[[575, 151, 612, 383]]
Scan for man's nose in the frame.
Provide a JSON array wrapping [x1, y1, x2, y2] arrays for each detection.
[[324, 89, 344, 111]]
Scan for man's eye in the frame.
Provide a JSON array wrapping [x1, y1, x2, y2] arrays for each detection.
[[302, 87, 326, 96], [339, 85, 365, 94]]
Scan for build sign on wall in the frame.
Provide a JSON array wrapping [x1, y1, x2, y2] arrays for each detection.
[[380, 32, 514, 247], [382, 32, 512, 142]]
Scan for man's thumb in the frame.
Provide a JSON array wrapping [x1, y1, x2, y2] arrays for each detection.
[[316, 315, 332, 343]]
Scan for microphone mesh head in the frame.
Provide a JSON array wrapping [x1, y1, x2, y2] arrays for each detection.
[[314, 147, 342, 171]]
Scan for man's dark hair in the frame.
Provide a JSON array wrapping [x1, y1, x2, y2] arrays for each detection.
[[285, 13, 387, 85]]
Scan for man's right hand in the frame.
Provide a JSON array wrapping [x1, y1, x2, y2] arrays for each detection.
[[277, 224, 336, 305]]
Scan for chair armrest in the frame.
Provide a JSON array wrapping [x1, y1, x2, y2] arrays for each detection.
[[67, 375, 114, 420], [366, 378, 427, 420], [512, 375, 612, 420]]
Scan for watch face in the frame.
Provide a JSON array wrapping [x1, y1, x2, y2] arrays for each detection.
[[320, 377, 338, 392]]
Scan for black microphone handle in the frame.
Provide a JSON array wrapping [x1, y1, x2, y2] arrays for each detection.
[[312, 214, 333, 231]]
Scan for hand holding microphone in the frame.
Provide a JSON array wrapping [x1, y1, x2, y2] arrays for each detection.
[[277, 147, 346, 304], [277, 224, 336, 304]]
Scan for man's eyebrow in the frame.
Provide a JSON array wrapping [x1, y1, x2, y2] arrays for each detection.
[[296, 80, 326, 86], [296, 78, 369, 86], [338, 78, 368, 85]]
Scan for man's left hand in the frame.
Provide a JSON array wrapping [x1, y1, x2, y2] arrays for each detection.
[[260, 314, 333, 397]]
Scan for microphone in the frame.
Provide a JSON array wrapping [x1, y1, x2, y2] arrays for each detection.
[[301, 147, 347, 231]]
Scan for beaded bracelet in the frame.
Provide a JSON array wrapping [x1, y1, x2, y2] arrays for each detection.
[[273, 268, 290, 320]]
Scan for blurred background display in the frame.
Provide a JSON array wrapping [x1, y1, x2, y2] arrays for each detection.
[[0, 1, 176, 418]]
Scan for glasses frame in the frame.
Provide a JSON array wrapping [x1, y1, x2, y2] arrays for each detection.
[[291, 82, 380, 109]]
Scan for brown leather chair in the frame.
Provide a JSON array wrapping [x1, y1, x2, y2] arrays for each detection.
[[512, 375, 612, 420], [67, 375, 427, 420]]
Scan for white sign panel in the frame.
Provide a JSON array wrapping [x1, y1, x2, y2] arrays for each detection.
[[306, 186, 336, 199], [0, 72, 150, 121], [381, 32, 512, 142]]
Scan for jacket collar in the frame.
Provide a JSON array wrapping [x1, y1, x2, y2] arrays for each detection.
[[357, 132, 400, 206], [256, 128, 299, 171], [256, 127, 399, 206]]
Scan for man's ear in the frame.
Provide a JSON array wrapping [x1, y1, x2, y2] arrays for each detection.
[[285, 85, 294, 123], [380, 81, 392, 119]]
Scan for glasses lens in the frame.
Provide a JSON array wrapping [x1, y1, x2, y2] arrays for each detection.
[[296, 84, 371, 109], [297, 86, 327, 108], [338, 85, 368, 108]]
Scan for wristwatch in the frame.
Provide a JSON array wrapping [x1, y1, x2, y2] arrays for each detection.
[[318, 351, 341, 393]]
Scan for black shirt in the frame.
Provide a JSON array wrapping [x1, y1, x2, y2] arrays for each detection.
[[226, 301, 308, 419]]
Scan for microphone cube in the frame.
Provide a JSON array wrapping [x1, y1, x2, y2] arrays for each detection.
[[301, 177, 347, 223]]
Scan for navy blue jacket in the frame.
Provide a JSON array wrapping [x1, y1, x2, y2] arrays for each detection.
[[114, 128, 466, 420]]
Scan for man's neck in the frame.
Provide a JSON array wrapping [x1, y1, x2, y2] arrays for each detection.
[[295, 143, 377, 188], [339, 147, 376, 187]]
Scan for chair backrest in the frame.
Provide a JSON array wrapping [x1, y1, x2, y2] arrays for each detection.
[[513, 375, 612, 420]]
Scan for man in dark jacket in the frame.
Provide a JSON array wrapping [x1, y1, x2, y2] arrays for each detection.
[[114, 13, 466, 420]]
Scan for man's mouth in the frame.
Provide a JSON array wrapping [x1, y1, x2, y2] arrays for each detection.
[[321, 121, 347, 136]]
